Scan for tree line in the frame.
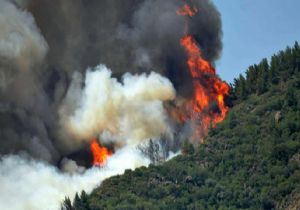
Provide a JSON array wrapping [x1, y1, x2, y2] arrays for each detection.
[[231, 42, 300, 101]]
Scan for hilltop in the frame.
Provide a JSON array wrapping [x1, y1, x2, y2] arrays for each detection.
[[62, 42, 300, 210]]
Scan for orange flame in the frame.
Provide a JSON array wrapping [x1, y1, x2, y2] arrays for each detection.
[[177, 3, 230, 141], [90, 138, 112, 167], [176, 4, 198, 17], [180, 35, 215, 75], [181, 35, 229, 138]]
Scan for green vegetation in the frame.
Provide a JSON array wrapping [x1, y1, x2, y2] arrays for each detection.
[[62, 42, 300, 210]]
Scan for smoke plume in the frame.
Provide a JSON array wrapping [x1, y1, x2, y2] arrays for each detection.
[[59, 64, 175, 152], [26, 0, 222, 94], [0, 0, 222, 162], [0, 0, 223, 209]]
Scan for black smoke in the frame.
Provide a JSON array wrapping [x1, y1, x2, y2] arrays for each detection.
[[0, 0, 222, 163]]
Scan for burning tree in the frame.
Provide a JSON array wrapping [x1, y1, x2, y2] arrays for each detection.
[[176, 2, 230, 141]]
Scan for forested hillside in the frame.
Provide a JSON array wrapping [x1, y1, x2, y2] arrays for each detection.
[[62, 42, 300, 210]]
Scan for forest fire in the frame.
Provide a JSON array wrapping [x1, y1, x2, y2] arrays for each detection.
[[177, 3, 230, 140], [0, 0, 233, 209], [90, 138, 112, 167]]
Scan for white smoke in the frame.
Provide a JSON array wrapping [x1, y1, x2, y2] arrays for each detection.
[[59, 64, 176, 150], [0, 0, 47, 74], [0, 147, 149, 210]]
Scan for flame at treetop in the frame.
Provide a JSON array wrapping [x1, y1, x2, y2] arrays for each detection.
[[177, 3, 230, 140], [181, 35, 230, 125], [176, 4, 198, 17], [90, 138, 112, 167]]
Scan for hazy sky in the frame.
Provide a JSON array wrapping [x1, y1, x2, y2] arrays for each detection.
[[213, 0, 300, 83]]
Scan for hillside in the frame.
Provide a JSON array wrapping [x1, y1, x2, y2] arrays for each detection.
[[62, 43, 300, 210]]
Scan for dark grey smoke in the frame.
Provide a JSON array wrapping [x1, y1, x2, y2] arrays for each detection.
[[0, 0, 222, 163], [27, 0, 222, 94]]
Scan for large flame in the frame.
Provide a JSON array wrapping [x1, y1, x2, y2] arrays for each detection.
[[90, 138, 112, 167], [181, 34, 230, 125], [177, 4, 230, 140]]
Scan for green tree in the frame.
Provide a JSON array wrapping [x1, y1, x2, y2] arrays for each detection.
[[181, 139, 195, 155], [257, 58, 269, 94], [245, 65, 259, 93], [234, 74, 247, 100], [269, 54, 282, 85], [228, 111, 238, 129], [285, 85, 297, 108], [292, 41, 300, 73], [61, 197, 74, 210]]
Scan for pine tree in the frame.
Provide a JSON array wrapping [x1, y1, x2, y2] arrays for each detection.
[[269, 55, 279, 85], [60, 197, 74, 210], [228, 111, 238, 129], [284, 46, 294, 76], [73, 192, 90, 210], [292, 41, 300, 73], [285, 85, 297, 108], [245, 65, 259, 94], [257, 58, 269, 94], [236, 74, 247, 99]]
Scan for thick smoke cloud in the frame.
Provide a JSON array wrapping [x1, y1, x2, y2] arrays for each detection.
[[59, 65, 175, 152], [0, 0, 47, 73], [0, 0, 222, 162], [0, 0, 58, 163], [27, 0, 222, 94]]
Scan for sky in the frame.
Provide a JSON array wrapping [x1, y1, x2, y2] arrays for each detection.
[[213, 0, 300, 83]]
